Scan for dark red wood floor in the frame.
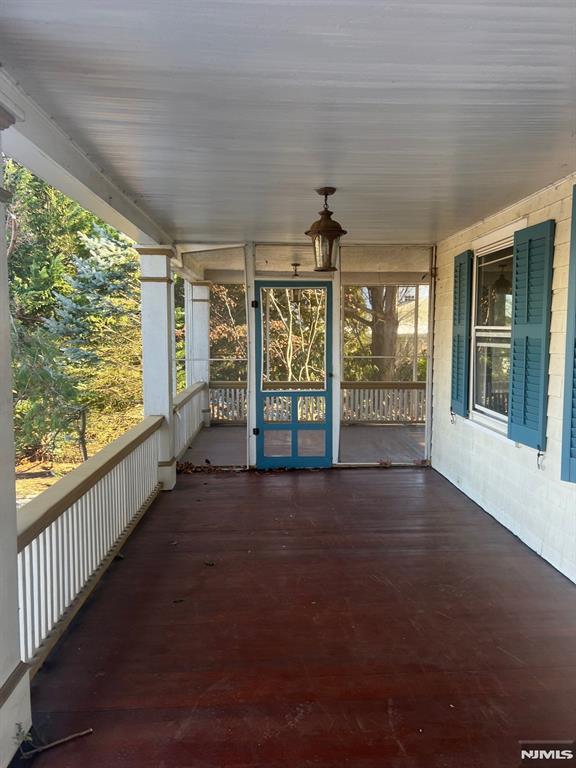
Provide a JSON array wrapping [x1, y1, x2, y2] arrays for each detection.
[[24, 469, 576, 767]]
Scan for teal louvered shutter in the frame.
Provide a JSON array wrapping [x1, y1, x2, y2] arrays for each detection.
[[561, 186, 576, 482], [451, 250, 473, 417], [508, 220, 555, 450]]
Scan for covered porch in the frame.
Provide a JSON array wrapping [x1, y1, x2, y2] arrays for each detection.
[[178, 244, 430, 469], [22, 469, 576, 768], [0, 2, 575, 766]]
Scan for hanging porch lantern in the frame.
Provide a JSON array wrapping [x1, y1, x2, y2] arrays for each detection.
[[305, 187, 347, 272]]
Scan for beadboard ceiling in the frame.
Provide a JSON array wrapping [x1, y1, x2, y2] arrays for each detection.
[[0, 0, 574, 243]]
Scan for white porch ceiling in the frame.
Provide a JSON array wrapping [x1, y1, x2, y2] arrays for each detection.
[[0, 1, 574, 244]]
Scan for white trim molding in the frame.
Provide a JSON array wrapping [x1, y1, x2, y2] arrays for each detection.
[[472, 218, 527, 256]]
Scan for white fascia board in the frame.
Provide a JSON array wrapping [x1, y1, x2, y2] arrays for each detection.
[[0, 69, 171, 246], [175, 243, 245, 254]]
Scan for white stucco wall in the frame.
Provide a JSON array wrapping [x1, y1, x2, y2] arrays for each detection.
[[431, 173, 576, 583]]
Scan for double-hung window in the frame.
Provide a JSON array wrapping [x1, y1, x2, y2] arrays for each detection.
[[452, 219, 554, 447], [471, 246, 513, 423]]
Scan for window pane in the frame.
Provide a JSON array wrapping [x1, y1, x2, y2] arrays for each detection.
[[261, 287, 326, 390], [342, 285, 425, 383], [209, 284, 247, 382], [210, 358, 248, 381], [417, 286, 429, 382], [475, 339, 510, 417], [476, 248, 513, 328]]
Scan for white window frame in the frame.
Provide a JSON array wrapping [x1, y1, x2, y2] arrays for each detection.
[[468, 219, 526, 434]]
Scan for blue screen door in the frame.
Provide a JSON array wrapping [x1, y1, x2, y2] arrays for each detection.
[[255, 281, 333, 469]]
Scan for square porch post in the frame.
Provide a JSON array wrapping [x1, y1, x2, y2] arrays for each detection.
[[139, 249, 177, 490], [184, 280, 211, 427], [331, 265, 342, 464], [0, 115, 32, 766], [244, 243, 257, 466]]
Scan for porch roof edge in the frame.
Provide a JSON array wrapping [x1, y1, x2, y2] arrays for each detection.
[[0, 68, 172, 246]]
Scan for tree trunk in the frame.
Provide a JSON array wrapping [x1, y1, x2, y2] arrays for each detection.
[[78, 408, 88, 461], [369, 286, 398, 380]]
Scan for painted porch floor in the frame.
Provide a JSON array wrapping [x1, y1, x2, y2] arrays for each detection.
[[25, 469, 576, 768], [339, 424, 425, 464], [182, 424, 425, 466]]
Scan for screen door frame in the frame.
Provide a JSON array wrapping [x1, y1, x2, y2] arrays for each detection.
[[254, 280, 333, 469]]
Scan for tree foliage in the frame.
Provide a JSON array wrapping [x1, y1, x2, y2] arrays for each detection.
[[209, 284, 247, 381], [206, 282, 428, 385], [174, 274, 186, 390], [343, 285, 428, 382], [5, 158, 142, 463], [261, 286, 326, 384]]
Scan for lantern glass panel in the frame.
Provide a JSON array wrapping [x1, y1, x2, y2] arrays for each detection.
[[313, 235, 340, 271]]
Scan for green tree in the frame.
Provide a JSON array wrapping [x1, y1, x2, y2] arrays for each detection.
[[5, 158, 142, 463], [343, 285, 426, 382], [6, 159, 92, 459], [174, 274, 186, 390], [47, 228, 142, 447], [11, 323, 81, 460]]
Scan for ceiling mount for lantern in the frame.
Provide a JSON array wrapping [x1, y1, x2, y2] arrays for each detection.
[[318, 186, 337, 199], [305, 187, 347, 272], [290, 262, 301, 278]]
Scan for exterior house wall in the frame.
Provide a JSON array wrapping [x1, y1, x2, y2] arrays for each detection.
[[431, 173, 576, 583]]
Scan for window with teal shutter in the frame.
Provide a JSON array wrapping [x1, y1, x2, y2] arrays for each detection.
[[561, 186, 576, 482], [451, 250, 473, 417], [507, 220, 555, 450]]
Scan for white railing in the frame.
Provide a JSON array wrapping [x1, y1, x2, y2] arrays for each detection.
[[262, 394, 326, 422], [16, 416, 163, 671], [209, 382, 425, 423], [209, 382, 247, 423], [298, 394, 326, 422], [173, 381, 207, 459], [263, 394, 291, 422], [341, 382, 426, 423]]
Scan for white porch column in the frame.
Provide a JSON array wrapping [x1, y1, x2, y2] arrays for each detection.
[[331, 268, 342, 464], [0, 114, 32, 767], [139, 248, 177, 490], [184, 280, 211, 426], [244, 243, 257, 466]]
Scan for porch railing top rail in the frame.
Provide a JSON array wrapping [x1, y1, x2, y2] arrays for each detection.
[[210, 381, 326, 392], [173, 381, 207, 413], [341, 381, 426, 390], [208, 381, 426, 390], [17, 415, 164, 552], [209, 381, 247, 389], [261, 381, 325, 391]]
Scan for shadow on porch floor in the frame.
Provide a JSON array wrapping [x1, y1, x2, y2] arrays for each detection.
[[21, 469, 576, 768]]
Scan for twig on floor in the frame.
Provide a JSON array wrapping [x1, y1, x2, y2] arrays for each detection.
[[21, 728, 93, 759]]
